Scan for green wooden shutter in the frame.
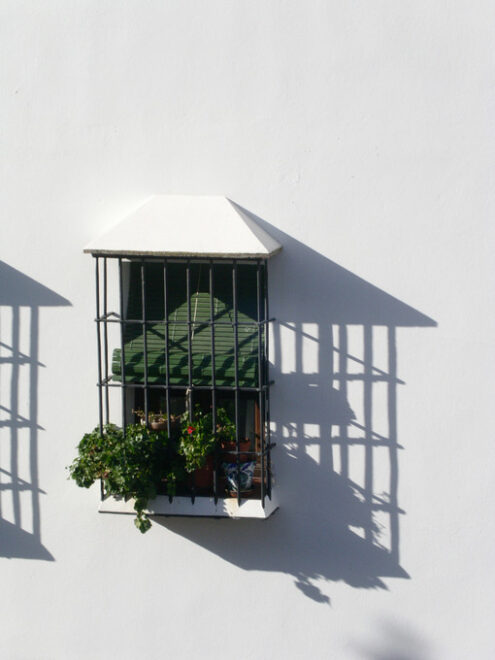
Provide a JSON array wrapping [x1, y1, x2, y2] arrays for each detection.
[[111, 262, 261, 387]]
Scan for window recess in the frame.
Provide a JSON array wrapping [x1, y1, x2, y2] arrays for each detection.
[[84, 196, 281, 519]]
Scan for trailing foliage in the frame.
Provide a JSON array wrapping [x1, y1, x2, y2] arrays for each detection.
[[69, 407, 236, 532], [178, 406, 235, 473], [68, 423, 178, 533]]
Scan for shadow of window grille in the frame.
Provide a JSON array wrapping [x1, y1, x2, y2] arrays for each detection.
[[0, 261, 70, 560]]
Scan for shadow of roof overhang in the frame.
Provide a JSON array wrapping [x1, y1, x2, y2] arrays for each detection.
[[0, 261, 71, 307], [232, 205, 437, 328], [0, 519, 54, 561]]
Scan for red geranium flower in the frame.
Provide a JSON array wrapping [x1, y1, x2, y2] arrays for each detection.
[[187, 426, 195, 434]]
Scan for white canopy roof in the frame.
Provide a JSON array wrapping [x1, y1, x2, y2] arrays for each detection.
[[84, 196, 282, 258]]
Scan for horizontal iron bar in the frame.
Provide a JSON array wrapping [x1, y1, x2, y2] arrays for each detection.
[[213, 448, 275, 458], [95, 316, 275, 326], [101, 382, 272, 392]]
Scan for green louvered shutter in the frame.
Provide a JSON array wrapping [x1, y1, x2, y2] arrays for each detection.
[[111, 262, 260, 387]]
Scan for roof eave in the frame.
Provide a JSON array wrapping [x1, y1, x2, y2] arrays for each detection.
[[83, 247, 282, 259]]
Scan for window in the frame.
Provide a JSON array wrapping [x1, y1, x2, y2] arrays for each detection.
[[86, 196, 281, 518]]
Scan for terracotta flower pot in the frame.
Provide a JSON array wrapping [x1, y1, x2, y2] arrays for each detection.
[[193, 455, 214, 490], [140, 416, 179, 434], [150, 420, 167, 431], [221, 439, 251, 462]]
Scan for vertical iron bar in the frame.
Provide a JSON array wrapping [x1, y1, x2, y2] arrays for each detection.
[[103, 257, 110, 424], [95, 257, 104, 499], [257, 260, 265, 507], [163, 260, 173, 503], [118, 258, 127, 433], [233, 261, 241, 506], [210, 261, 218, 504], [95, 257, 103, 435], [186, 261, 194, 503], [141, 261, 149, 427], [264, 261, 272, 498], [163, 261, 171, 438], [186, 261, 193, 420]]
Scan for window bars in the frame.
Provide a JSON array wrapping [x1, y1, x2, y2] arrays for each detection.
[[94, 256, 274, 509]]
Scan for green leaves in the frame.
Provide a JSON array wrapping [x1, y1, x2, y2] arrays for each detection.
[[69, 407, 236, 533], [178, 406, 235, 473], [68, 423, 172, 533], [135, 513, 152, 533]]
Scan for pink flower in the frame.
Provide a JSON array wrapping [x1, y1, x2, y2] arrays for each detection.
[[187, 426, 195, 435]]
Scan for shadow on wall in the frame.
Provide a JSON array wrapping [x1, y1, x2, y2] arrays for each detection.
[[0, 261, 71, 560], [154, 212, 436, 603], [351, 620, 434, 660]]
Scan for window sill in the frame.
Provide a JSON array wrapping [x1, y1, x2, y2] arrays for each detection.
[[99, 492, 279, 519]]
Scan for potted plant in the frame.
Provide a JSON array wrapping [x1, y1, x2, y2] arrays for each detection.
[[178, 406, 237, 490], [68, 423, 178, 533], [212, 410, 255, 494], [220, 437, 252, 462], [207, 407, 248, 458], [133, 409, 180, 434], [178, 407, 216, 490]]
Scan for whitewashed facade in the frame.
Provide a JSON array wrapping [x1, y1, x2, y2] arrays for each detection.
[[1, 3, 494, 659]]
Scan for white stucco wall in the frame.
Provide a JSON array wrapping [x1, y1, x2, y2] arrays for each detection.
[[1, 2, 494, 658]]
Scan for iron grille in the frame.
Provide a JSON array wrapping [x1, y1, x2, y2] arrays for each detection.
[[93, 256, 274, 509]]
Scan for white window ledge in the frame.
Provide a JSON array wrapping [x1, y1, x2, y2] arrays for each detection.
[[99, 492, 279, 519]]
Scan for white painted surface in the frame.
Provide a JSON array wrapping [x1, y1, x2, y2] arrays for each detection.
[[99, 493, 279, 519], [1, 2, 494, 659], [84, 195, 282, 257]]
